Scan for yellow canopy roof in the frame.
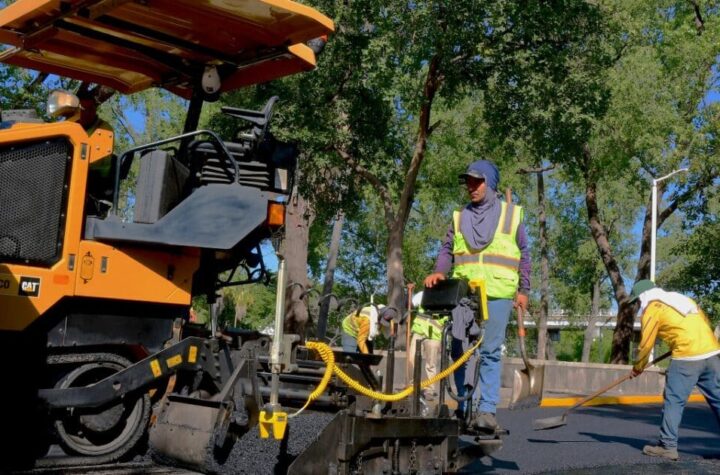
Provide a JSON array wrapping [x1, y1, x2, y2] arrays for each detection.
[[0, 0, 334, 98]]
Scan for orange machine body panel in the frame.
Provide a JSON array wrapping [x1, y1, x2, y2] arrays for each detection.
[[0, 121, 199, 331], [0, 0, 334, 98], [73, 241, 197, 305]]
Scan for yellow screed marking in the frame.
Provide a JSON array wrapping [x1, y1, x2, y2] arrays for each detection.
[[166, 355, 182, 368], [150, 359, 162, 377], [188, 345, 198, 364]]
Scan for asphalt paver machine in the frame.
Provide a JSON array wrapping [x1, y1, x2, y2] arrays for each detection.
[[0, 1, 503, 473]]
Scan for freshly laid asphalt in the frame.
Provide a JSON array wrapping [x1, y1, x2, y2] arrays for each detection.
[[203, 400, 719, 474], [463, 402, 720, 474]]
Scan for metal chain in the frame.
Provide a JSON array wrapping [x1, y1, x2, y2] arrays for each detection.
[[408, 438, 418, 473], [352, 450, 364, 475]]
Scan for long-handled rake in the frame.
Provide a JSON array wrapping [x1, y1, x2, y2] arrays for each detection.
[[533, 350, 671, 430]]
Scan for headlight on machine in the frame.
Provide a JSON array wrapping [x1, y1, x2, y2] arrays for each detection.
[[47, 90, 80, 118]]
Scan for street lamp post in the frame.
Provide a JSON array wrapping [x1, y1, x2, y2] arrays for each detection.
[[647, 168, 688, 361], [650, 168, 689, 283]]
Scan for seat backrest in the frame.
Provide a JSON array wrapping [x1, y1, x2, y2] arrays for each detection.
[[134, 150, 189, 224], [192, 140, 273, 189]]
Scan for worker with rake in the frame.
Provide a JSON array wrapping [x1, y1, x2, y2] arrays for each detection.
[[629, 280, 720, 461]]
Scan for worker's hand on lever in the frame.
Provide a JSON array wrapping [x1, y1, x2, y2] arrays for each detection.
[[424, 272, 446, 288], [514, 292, 529, 312], [630, 367, 643, 379]]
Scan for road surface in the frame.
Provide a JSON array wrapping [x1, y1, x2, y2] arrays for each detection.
[[462, 402, 720, 474]]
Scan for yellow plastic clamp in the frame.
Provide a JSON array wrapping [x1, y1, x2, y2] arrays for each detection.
[[259, 410, 288, 440], [468, 279, 489, 321]]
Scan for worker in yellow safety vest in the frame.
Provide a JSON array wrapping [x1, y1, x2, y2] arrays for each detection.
[[408, 291, 448, 401], [424, 159, 531, 434], [341, 305, 393, 354]]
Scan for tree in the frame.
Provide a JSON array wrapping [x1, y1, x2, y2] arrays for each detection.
[[482, 0, 720, 363], [518, 165, 554, 359], [590, 1, 720, 362]]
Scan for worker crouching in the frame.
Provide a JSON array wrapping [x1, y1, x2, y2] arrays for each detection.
[[341, 305, 394, 354]]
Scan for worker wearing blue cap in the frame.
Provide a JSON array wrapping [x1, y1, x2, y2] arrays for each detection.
[[424, 159, 531, 433]]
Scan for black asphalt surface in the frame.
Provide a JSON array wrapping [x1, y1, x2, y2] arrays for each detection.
[[204, 401, 719, 474], [463, 402, 720, 474]]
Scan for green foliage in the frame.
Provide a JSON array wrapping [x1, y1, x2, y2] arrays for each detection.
[[554, 331, 585, 362], [218, 283, 278, 331], [192, 280, 278, 331], [663, 219, 720, 322], [589, 330, 614, 364], [0, 66, 83, 119]]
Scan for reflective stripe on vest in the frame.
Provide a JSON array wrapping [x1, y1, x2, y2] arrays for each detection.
[[411, 314, 447, 341], [451, 201, 522, 299]]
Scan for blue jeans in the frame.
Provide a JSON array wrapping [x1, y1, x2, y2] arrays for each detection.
[[659, 355, 720, 448], [341, 332, 357, 353], [451, 298, 513, 414]]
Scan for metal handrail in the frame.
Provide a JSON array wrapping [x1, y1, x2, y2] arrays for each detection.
[[112, 129, 239, 214]]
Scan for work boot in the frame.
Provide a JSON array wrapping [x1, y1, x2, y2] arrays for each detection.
[[642, 444, 679, 461], [471, 412, 499, 433]]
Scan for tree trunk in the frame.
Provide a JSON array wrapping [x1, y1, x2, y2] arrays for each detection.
[[582, 278, 601, 362], [283, 193, 314, 340], [581, 146, 633, 363], [546, 337, 557, 360], [334, 55, 440, 344], [537, 171, 550, 360], [317, 212, 344, 340]]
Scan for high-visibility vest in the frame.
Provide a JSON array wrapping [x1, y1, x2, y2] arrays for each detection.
[[341, 307, 372, 337], [411, 314, 448, 341], [451, 201, 522, 299]]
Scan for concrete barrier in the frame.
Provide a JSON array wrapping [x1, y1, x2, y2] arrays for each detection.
[[502, 357, 666, 396], [375, 351, 669, 397]]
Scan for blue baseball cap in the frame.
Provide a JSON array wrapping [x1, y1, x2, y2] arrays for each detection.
[[458, 160, 500, 191]]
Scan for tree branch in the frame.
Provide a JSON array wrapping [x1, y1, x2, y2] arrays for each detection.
[[688, 0, 705, 34], [657, 173, 710, 228], [427, 119, 442, 136], [110, 104, 140, 145], [333, 144, 396, 227], [397, 54, 442, 228], [517, 164, 555, 174]]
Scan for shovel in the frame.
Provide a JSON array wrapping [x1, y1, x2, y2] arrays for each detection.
[[508, 306, 545, 410], [533, 350, 672, 430]]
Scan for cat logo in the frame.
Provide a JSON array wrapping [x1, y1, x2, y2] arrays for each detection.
[[19, 277, 41, 297]]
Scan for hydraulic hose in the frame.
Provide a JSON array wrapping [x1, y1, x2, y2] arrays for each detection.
[[292, 338, 482, 411], [288, 340, 336, 418]]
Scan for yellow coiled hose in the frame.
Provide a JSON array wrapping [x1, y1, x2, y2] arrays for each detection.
[[289, 337, 482, 417]]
